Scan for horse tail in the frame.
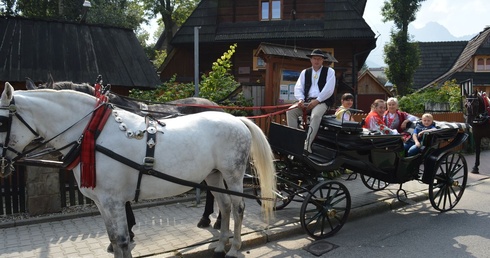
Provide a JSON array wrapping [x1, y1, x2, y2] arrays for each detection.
[[238, 117, 277, 223]]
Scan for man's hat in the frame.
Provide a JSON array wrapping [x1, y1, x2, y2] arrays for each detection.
[[306, 49, 326, 58], [306, 49, 338, 62]]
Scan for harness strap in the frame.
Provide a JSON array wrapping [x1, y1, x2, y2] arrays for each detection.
[[95, 145, 267, 201], [134, 117, 160, 202]]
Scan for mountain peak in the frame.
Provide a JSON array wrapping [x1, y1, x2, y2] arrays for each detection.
[[367, 22, 476, 67]]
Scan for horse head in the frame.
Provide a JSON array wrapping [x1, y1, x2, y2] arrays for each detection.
[[0, 83, 45, 177], [0, 83, 16, 177], [465, 91, 488, 125]]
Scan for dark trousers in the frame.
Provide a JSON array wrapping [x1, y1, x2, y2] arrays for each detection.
[[202, 190, 222, 219]]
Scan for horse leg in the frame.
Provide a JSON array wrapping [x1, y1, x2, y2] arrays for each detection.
[[472, 136, 481, 174], [96, 200, 132, 258], [211, 172, 246, 258], [226, 186, 245, 258], [205, 172, 232, 257]]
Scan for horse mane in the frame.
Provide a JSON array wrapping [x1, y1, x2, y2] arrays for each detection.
[[39, 81, 96, 95]]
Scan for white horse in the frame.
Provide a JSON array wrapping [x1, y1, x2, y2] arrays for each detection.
[[0, 83, 276, 258]]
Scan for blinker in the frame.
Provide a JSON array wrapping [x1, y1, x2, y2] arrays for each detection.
[[0, 116, 10, 132]]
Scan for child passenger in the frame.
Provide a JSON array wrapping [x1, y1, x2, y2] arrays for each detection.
[[404, 113, 437, 156], [335, 93, 355, 121]]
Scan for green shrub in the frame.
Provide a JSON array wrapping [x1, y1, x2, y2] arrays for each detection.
[[398, 80, 461, 113]]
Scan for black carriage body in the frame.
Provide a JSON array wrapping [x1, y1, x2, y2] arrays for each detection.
[[268, 116, 468, 184]]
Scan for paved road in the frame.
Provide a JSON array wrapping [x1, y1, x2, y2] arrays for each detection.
[[0, 151, 489, 258]]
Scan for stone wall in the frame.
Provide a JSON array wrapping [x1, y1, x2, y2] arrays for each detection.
[[25, 152, 61, 216]]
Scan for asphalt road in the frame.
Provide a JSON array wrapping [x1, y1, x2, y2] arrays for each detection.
[[238, 177, 490, 258]]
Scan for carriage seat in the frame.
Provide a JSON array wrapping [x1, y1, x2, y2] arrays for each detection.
[[404, 120, 469, 154], [320, 115, 364, 134]]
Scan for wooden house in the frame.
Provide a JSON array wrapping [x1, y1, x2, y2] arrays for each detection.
[[357, 69, 393, 112], [158, 0, 377, 108], [413, 27, 490, 94], [0, 16, 160, 94]]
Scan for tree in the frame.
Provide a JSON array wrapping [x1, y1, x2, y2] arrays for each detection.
[[0, 0, 17, 15], [381, 0, 425, 96], [143, 0, 199, 50], [13, 0, 145, 30]]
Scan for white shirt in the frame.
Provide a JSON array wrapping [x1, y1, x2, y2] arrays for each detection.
[[294, 66, 336, 103]]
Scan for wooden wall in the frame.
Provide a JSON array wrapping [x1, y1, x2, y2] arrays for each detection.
[[217, 0, 325, 23]]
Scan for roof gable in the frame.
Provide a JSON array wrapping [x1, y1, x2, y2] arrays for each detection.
[[358, 70, 392, 96], [412, 41, 467, 89], [415, 27, 490, 91], [0, 16, 160, 88]]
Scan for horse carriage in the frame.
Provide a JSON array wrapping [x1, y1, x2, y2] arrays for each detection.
[[0, 79, 471, 257], [258, 112, 470, 239]]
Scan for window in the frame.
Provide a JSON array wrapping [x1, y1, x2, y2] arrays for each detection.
[[475, 56, 490, 72], [260, 0, 281, 21]]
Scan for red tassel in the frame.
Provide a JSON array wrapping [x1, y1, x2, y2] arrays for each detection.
[[79, 83, 110, 189]]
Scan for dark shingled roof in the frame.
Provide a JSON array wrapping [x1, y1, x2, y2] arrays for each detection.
[[255, 42, 338, 62], [0, 16, 160, 88], [412, 41, 467, 90], [171, 0, 374, 45], [415, 27, 490, 91]]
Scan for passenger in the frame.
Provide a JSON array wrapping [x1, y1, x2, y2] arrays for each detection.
[[363, 99, 398, 135], [383, 97, 418, 134], [286, 49, 337, 155], [335, 93, 355, 122], [404, 113, 437, 156]]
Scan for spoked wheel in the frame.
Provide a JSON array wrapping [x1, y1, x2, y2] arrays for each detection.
[[252, 160, 295, 210], [300, 180, 351, 239], [253, 178, 295, 210], [361, 175, 389, 191], [429, 151, 468, 212]]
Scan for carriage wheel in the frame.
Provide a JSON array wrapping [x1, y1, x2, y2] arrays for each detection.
[[252, 178, 295, 210], [300, 180, 351, 239], [252, 160, 295, 210], [361, 175, 389, 191], [428, 152, 468, 212]]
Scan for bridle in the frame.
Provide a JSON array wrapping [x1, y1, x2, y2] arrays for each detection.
[[0, 95, 105, 177], [0, 97, 41, 177], [465, 94, 488, 125]]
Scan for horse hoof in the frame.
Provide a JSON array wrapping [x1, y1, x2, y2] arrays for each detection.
[[471, 171, 480, 174], [213, 251, 226, 258]]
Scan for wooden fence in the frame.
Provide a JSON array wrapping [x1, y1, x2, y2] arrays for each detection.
[[0, 166, 26, 215]]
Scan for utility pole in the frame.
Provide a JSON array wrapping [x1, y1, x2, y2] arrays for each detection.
[[194, 26, 201, 97]]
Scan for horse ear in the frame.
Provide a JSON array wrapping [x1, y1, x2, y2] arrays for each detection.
[[26, 77, 38, 90], [1, 82, 14, 104]]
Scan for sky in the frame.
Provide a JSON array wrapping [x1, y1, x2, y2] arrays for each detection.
[[364, 0, 489, 37], [363, 0, 489, 66]]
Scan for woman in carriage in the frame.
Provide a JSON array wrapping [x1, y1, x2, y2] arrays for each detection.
[[363, 99, 399, 135]]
